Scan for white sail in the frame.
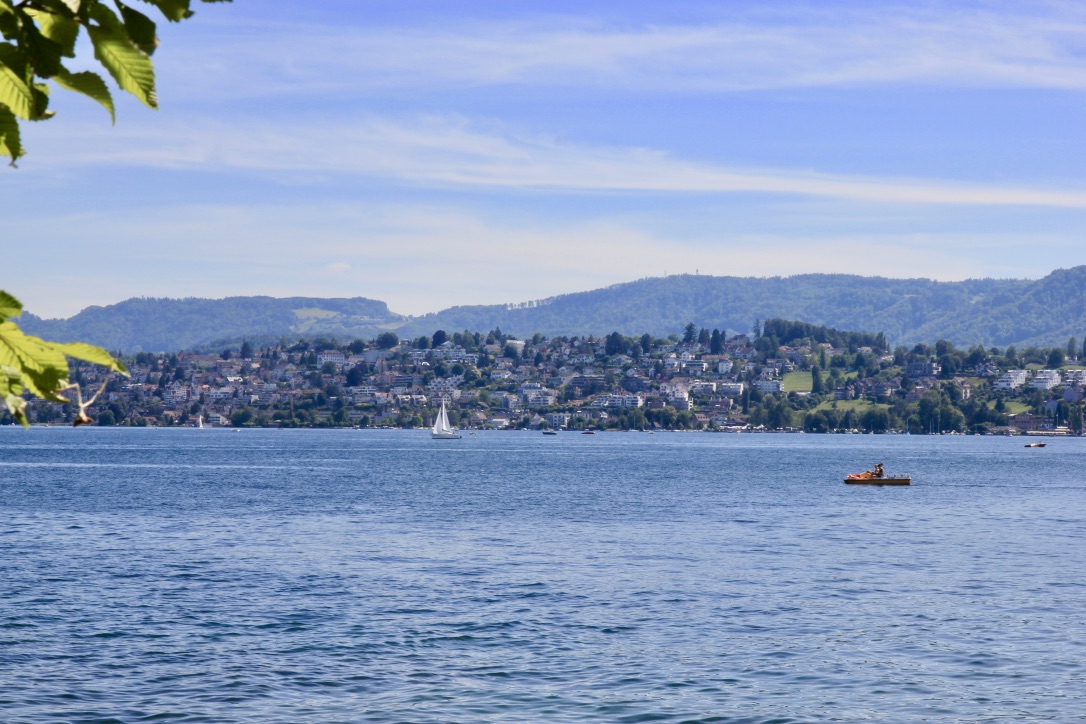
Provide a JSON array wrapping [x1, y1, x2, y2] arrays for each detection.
[[431, 399, 461, 439]]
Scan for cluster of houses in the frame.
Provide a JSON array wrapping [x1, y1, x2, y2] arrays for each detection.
[[18, 330, 1085, 434]]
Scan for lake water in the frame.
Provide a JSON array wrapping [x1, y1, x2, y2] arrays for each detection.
[[2, 428, 1084, 722]]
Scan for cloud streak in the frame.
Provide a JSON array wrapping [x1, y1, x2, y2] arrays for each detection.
[[29, 114, 1086, 208], [162, 3, 1086, 98]]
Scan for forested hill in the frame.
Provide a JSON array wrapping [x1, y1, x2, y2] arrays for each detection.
[[19, 296, 404, 353], [18, 266, 1086, 352], [398, 266, 1086, 348]]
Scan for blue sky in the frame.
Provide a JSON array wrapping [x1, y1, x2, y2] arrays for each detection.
[[6, 0, 1086, 318]]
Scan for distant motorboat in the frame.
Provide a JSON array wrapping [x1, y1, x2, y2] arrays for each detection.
[[581, 430, 596, 435], [542, 430, 558, 435], [1024, 442, 1046, 448], [431, 399, 462, 440]]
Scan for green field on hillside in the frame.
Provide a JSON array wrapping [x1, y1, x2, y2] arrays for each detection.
[[813, 400, 889, 413], [782, 371, 813, 393], [781, 369, 864, 394], [988, 400, 1030, 414]]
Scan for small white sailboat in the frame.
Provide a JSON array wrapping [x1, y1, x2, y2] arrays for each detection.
[[431, 399, 461, 439]]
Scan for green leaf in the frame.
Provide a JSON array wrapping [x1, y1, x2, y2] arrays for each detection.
[[0, 289, 22, 320], [117, 1, 158, 56], [16, 8, 64, 77], [0, 295, 128, 427], [27, 9, 80, 58], [54, 69, 114, 122], [137, 0, 193, 23], [31, 0, 80, 18], [0, 102, 22, 159], [53, 341, 129, 375], [30, 81, 53, 120], [0, 319, 70, 401], [0, 43, 35, 119], [0, 3, 17, 42], [87, 4, 156, 108]]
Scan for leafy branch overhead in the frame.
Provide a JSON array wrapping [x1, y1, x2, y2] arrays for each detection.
[[0, 0, 230, 162], [1, 289, 129, 427]]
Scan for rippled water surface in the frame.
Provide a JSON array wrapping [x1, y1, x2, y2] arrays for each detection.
[[2, 428, 1085, 722]]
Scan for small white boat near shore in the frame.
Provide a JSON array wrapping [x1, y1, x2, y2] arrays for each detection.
[[431, 399, 461, 440]]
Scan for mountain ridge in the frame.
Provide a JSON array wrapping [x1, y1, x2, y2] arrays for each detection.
[[17, 266, 1086, 352], [18, 295, 404, 353]]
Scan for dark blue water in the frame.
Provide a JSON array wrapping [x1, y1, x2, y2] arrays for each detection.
[[2, 428, 1085, 722]]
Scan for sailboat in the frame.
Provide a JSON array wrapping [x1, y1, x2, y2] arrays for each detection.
[[431, 399, 462, 439]]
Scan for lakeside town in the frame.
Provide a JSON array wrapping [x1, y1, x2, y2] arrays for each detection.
[[13, 320, 1086, 435]]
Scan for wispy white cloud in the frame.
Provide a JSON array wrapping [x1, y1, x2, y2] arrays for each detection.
[[9, 2, 1085, 321], [159, 2, 1086, 98], [26, 114, 1086, 208]]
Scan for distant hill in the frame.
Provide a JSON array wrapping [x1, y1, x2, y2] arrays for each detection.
[[18, 266, 1086, 352], [19, 296, 404, 353], [398, 266, 1086, 349]]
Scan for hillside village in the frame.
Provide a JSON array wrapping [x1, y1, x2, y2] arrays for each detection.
[[14, 320, 1086, 435]]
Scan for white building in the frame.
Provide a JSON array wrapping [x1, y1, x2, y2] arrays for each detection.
[[546, 412, 572, 429], [1063, 369, 1086, 387], [317, 351, 347, 367], [754, 379, 784, 394], [591, 393, 643, 409], [526, 391, 558, 407], [1031, 370, 1062, 390], [993, 370, 1028, 390], [718, 382, 745, 396]]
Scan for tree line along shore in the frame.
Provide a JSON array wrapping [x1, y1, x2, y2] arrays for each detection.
[[8, 319, 1085, 435]]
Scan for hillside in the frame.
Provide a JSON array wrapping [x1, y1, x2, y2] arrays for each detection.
[[399, 267, 1086, 348], [17, 266, 1086, 352], [19, 296, 404, 353]]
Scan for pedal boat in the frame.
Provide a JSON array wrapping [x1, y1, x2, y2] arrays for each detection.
[[844, 473, 910, 485]]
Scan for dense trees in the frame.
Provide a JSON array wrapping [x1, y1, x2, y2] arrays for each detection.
[[605, 332, 628, 356], [376, 332, 399, 350], [762, 318, 888, 354]]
